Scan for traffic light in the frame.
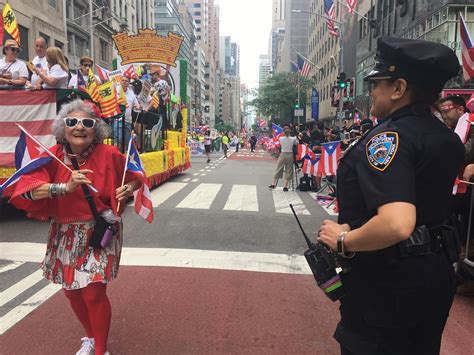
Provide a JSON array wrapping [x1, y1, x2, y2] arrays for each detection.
[[338, 72, 346, 89], [294, 99, 300, 109]]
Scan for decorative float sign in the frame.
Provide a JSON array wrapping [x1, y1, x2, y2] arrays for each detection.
[[112, 28, 184, 66]]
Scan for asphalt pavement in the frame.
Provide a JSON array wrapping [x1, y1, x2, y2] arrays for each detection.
[[0, 147, 472, 354]]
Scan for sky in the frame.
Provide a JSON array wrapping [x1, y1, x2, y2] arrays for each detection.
[[217, 0, 273, 90]]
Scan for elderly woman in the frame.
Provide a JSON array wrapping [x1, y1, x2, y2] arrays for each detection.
[[32, 46, 69, 89], [0, 39, 28, 87], [10, 99, 142, 355]]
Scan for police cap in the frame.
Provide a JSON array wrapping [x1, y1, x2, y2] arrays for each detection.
[[364, 37, 460, 92]]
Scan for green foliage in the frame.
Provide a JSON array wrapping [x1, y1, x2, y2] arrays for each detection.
[[215, 122, 236, 133], [250, 73, 313, 122]]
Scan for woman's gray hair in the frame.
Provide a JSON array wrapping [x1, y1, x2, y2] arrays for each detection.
[[53, 99, 111, 143]]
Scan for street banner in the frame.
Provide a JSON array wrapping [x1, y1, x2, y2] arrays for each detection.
[[311, 87, 319, 121], [112, 29, 183, 66], [187, 140, 204, 155], [138, 79, 152, 108]]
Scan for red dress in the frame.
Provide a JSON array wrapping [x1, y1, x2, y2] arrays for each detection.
[[10, 144, 139, 289]]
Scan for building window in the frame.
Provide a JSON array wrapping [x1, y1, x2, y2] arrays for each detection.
[[100, 39, 108, 62], [49, 0, 57, 8], [55, 40, 64, 50], [39, 32, 50, 46], [194, 11, 201, 16], [194, 3, 201, 7]]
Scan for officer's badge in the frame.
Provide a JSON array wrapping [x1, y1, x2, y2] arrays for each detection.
[[366, 132, 398, 171]]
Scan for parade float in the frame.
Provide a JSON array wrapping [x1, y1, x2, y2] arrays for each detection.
[[0, 28, 190, 191]]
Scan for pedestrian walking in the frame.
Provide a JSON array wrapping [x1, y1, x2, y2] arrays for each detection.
[[222, 132, 230, 158], [268, 125, 297, 191], [249, 134, 257, 152], [317, 37, 464, 354], [204, 130, 212, 163], [10, 99, 143, 355]]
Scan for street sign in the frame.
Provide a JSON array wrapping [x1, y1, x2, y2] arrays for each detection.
[[294, 109, 304, 117]]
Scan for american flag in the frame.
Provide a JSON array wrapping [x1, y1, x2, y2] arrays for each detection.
[[460, 14, 474, 82], [346, 0, 358, 15], [124, 138, 154, 223], [324, 0, 339, 37], [0, 90, 56, 169], [321, 141, 341, 176], [297, 53, 312, 78], [291, 61, 299, 73]]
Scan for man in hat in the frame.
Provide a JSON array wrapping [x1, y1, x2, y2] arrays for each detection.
[[0, 39, 28, 87], [68, 56, 101, 88]]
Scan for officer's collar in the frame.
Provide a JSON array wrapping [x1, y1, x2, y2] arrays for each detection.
[[382, 104, 417, 122]]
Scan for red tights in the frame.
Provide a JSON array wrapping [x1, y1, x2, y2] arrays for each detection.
[[64, 282, 111, 354]]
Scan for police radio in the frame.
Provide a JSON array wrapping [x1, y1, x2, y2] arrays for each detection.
[[289, 204, 344, 302]]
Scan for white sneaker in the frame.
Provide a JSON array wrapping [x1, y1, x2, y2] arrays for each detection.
[[76, 337, 95, 355]]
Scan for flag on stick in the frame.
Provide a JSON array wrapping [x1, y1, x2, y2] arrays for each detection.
[[95, 64, 110, 82], [324, 0, 339, 37], [122, 65, 136, 79], [297, 53, 312, 78], [117, 86, 129, 108], [321, 141, 341, 176], [2, 3, 20, 44], [258, 119, 266, 128], [122, 138, 154, 223], [0, 131, 52, 195], [460, 13, 474, 82], [346, 0, 358, 15], [97, 81, 120, 118], [86, 68, 101, 102]]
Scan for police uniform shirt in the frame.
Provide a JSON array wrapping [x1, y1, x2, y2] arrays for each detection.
[[337, 104, 464, 237]]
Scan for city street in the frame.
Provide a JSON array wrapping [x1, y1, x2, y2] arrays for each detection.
[[0, 148, 473, 354]]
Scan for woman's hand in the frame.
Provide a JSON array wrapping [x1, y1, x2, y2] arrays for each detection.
[[115, 184, 133, 202], [317, 220, 350, 251], [66, 169, 93, 193], [463, 164, 474, 181]]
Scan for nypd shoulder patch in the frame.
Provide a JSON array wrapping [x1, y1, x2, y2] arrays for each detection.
[[366, 131, 398, 171]]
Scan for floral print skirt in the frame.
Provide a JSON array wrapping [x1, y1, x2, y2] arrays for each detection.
[[41, 220, 122, 290]]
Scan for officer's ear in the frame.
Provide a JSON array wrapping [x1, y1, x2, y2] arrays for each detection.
[[390, 78, 408, 101]]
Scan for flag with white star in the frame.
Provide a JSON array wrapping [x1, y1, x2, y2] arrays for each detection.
[[0, 130, 52, 195], [124, 137, 154, 223]]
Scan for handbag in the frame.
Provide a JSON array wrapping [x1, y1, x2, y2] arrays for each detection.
[[67, 145, 115, 248]]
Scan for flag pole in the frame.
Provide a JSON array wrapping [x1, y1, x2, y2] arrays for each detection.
[[296, 51, 315, 66], [116, 137, 133, 213], [16, 124, 98, 193]]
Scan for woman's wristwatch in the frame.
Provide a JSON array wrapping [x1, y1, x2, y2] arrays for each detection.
[[337, 231, 355, 258]]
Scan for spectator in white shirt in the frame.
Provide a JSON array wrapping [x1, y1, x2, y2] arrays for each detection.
[[0, 39, 28, 87], [269, 125, 297, 191], [32, 47, 69, 89], [68, 56, 101, 88], [30, 37, 48, 85]]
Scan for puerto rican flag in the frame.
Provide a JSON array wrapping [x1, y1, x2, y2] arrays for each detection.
[[0, 90, 56, 170], [122, 65, 137, 79], [272, 123, 283, 142], [354, 111, 361, 125], [258, 119, 266, 128], [124, 138, 154, 223], [95, 64, 110, 82], [0, 130, 52, 195], [460, 13, 474, 82], [321, 141, 341, 176], [296, 144, 316, 161], [302, 154, 321, 176]]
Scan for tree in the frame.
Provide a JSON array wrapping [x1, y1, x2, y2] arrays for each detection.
[[251, 73, 313, 124], [215, 121, 235, 133]]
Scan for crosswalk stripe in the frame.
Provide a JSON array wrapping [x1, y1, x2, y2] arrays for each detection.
[[223, 185, 259, 211], [272, 190, 310, 215], [182, 178, 191, 182], [0, 283, 61, 335], [176, 183, 222, 209], [128, 182, 188, 207], [0, 261, 25, 273], [0, 269, 43, 307]]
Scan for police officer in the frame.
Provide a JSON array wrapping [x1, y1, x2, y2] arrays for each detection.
[[317, 37, 464, 354]]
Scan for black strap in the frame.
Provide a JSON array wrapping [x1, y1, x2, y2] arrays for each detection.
[[66, 144, 102, 223]]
